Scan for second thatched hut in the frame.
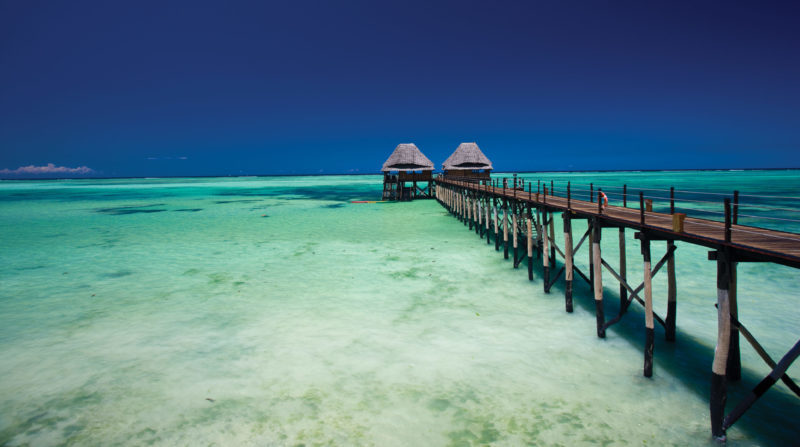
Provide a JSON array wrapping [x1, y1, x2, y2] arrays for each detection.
[[442, 142, 493, 179]]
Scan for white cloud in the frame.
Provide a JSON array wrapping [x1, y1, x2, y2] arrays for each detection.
[[0, 163, 94, 175]]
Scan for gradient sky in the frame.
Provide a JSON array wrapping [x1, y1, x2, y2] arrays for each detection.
[[1, 0, 799, 177]]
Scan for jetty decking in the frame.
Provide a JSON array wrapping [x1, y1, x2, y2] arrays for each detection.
[[433, 175, 800, 441]]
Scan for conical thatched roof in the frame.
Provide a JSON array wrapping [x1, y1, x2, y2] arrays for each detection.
[[381, 143, 435, 171], [442, 142, 493, 170]]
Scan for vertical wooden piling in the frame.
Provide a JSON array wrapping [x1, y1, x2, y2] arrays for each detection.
[[527, 204, 534, 280], [485, 195, 491, 244], [543, 211, 550, 293], [619, 228, 627, 310], [666, 239, 677, 342], [642, 235, 655, 377], [589, 222, 595, 286], [549, 211, 556, 266], [467, 193, 473, 230], [474, 195, 479, 234], [512, 204, 519, 267], [593, 220, 605, 338], [728, 261, 741, 381], [710, 249, 732, 441], [494, 197, 500, 251], [503, 199, 509, 259], [535, 207, 543, 259], [563, 212, 574, 312]]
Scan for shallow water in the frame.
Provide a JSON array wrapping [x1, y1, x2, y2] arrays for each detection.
[[0, 172, 798, 446]]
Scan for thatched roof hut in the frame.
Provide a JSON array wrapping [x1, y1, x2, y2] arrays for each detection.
[[442, 142, 493, 171], [381, 143, 435, 172]]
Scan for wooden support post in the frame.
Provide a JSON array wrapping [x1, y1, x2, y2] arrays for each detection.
[[527, 204, 534, 281], [512, 204, 519, 268], [642, 235, 654, 377], [535, 207, 543, 258], [549, 211, 556, 267], [543, 211, 550, 292], [476, 195, 481, 230], [486, 196, 491, 245], [666, 239, 677, 342], [503, 199, 509, 259], [593, 220, 605, 338], [563, 212, 574, 312], [474, 196, 479, 234], [589, 221, 595, 286], [494, 197, 500, 251], [728, 261, 741, 381], [463, 193, 468, 226], [619, 228, 627, 311], [710, 249, 732, 442], [467, 194, 473, 230]]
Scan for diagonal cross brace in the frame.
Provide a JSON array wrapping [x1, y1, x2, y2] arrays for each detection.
[[598, 242, 677, 329], [723, 337, 800, 431]]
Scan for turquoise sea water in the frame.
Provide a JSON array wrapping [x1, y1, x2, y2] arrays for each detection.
[[1, 171, 798, 446]]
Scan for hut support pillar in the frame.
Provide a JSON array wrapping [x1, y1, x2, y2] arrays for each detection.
[[641, 235, 655, 377], [563, 212, 574, 312], [593, 220, 605, 338]]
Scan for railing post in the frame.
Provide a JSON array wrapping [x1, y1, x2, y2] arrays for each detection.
[[724, 198, 731, 243], [639, 192, 645, 225], [567, 181, 571, 210], [670, 187, 675, 214], [733, 190, 739, 225], [550, 180, 554, 196], [597, 189, 603, 214], [590, 183, 594, 202], [623, 184, 627, 207]]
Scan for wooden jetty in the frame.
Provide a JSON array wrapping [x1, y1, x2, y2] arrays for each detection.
[[433, 175, 800, 441]]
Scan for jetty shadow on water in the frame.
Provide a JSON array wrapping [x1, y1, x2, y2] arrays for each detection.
[[505, 249, 800, 445]]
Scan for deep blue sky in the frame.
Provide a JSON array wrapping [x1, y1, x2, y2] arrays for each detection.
[[1, 0, 799, 177]]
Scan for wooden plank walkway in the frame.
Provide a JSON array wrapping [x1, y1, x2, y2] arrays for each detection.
[[437, 177, 800, 268]]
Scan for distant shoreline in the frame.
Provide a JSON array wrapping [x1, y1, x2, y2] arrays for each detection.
[[1, 167, 799, 181]]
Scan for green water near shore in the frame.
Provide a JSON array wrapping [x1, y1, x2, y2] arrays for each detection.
[[1, 172, 798, 445]]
